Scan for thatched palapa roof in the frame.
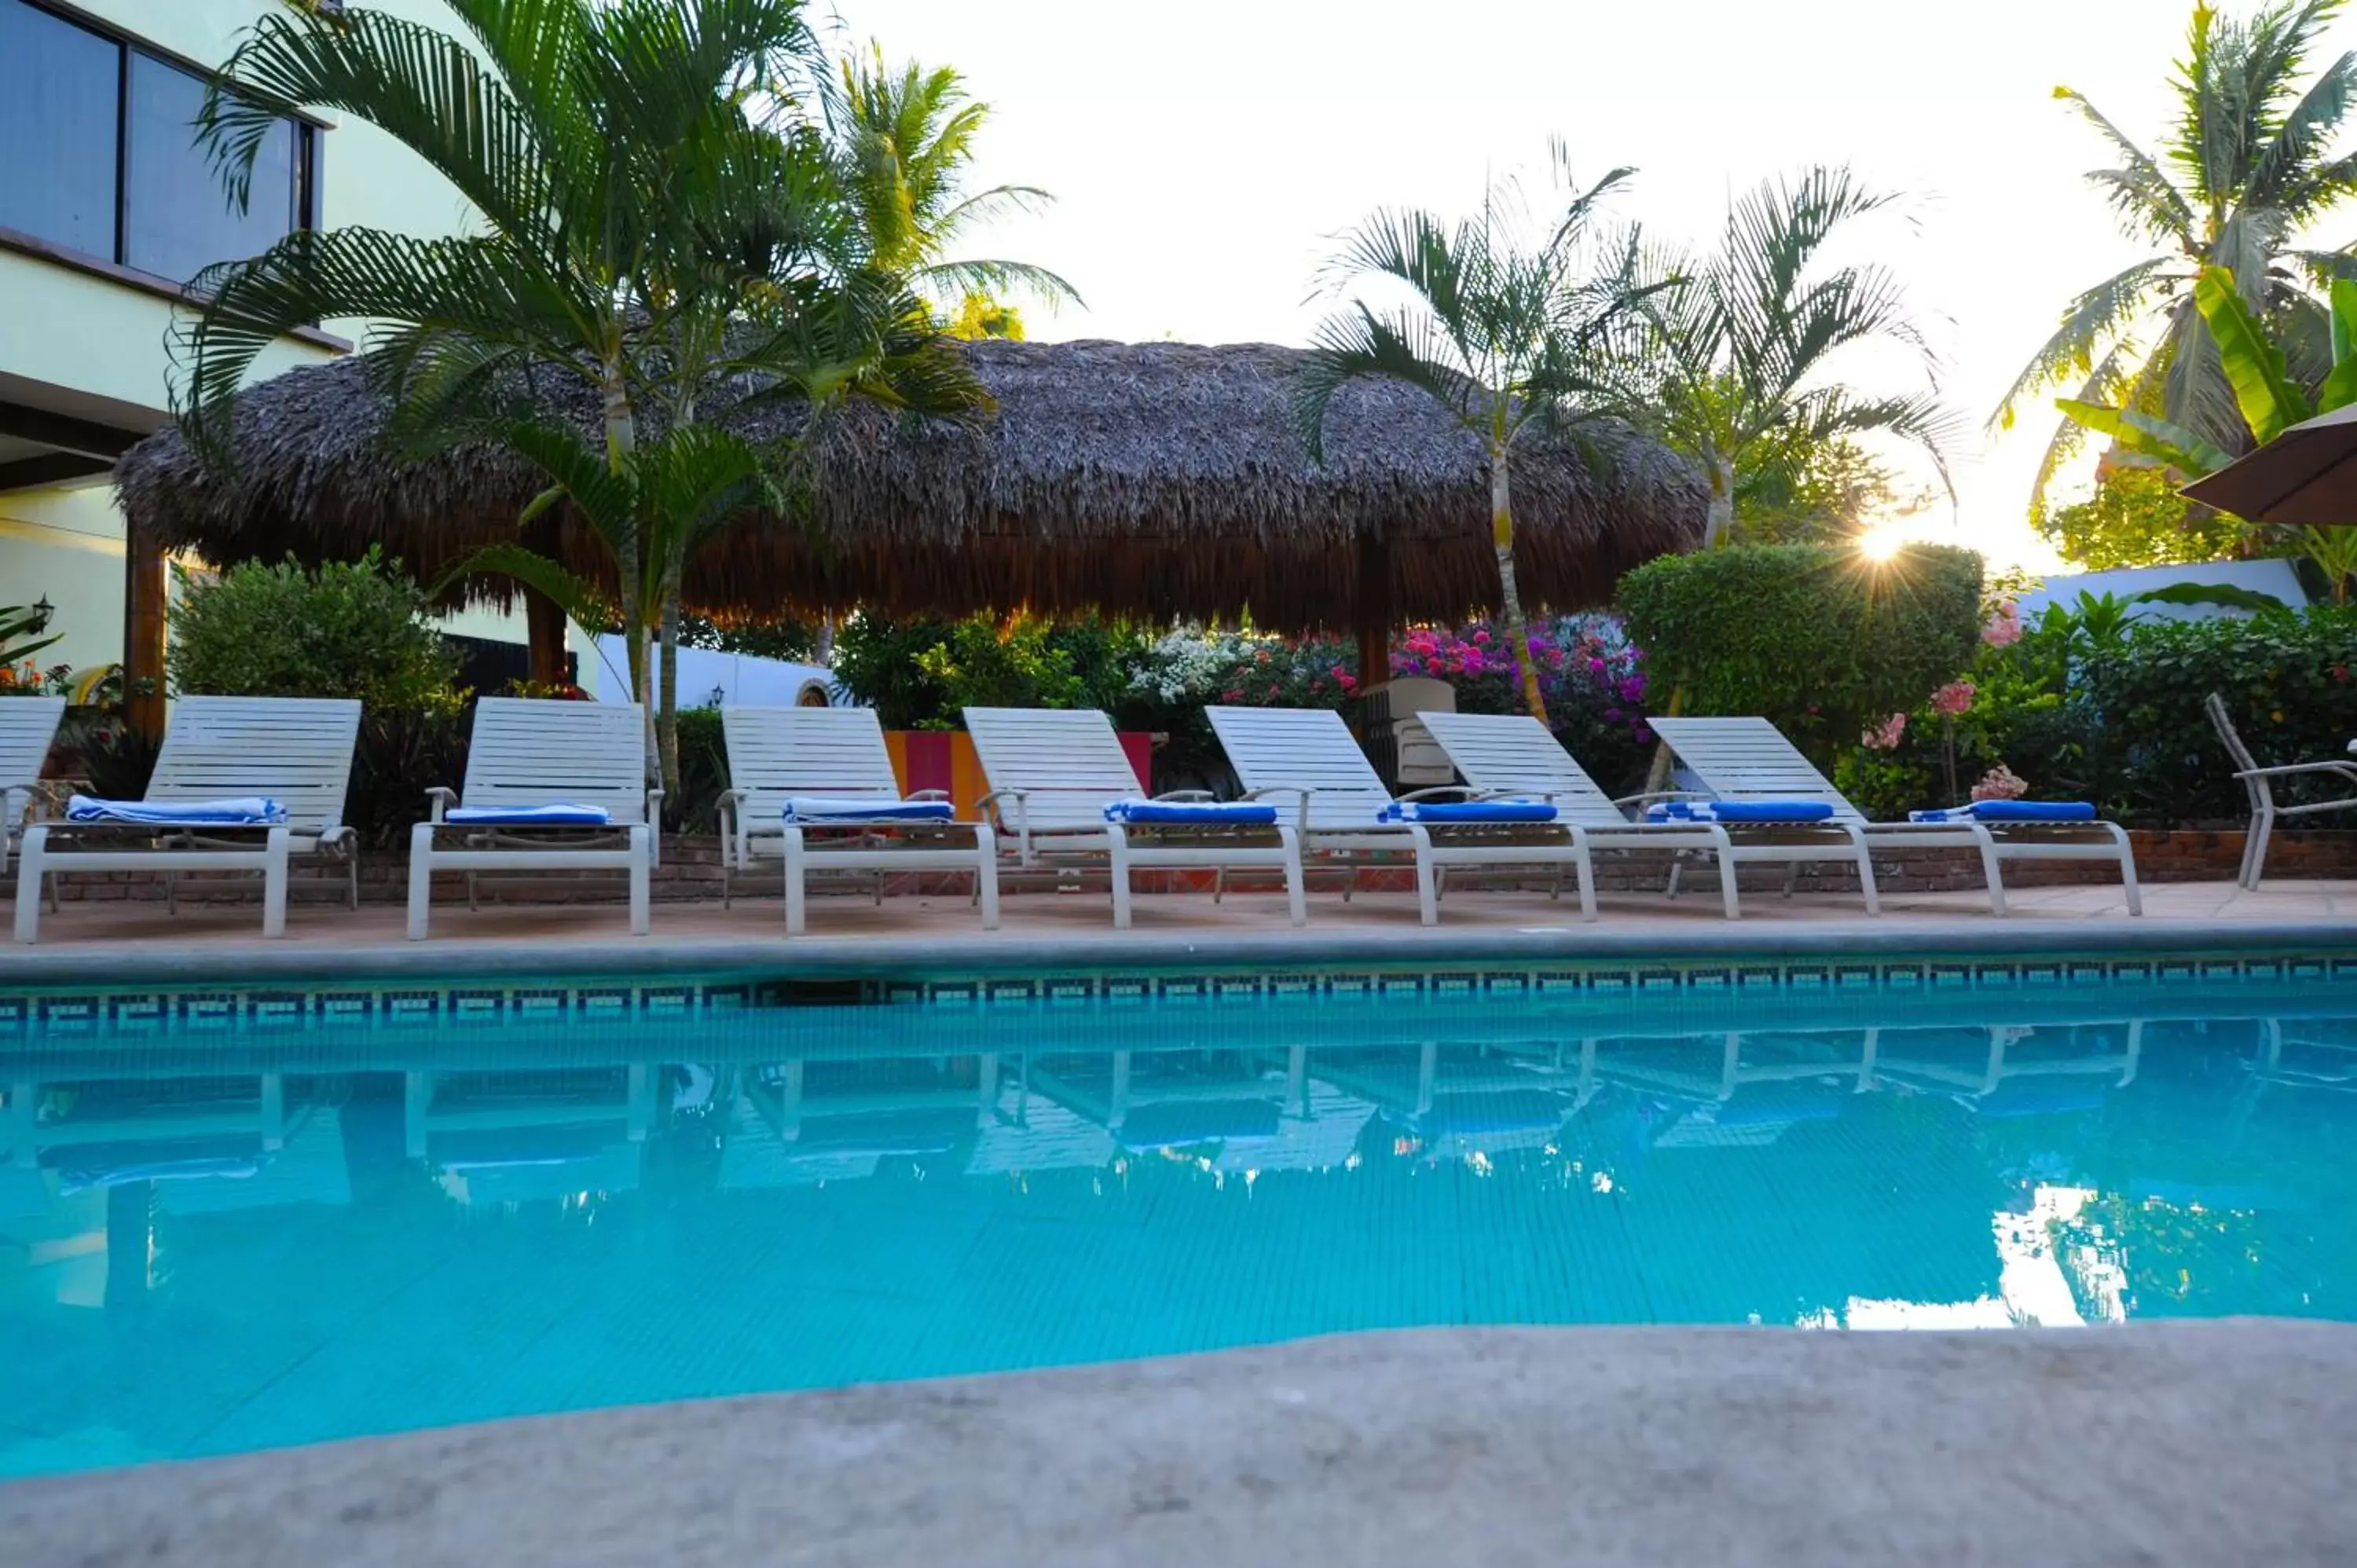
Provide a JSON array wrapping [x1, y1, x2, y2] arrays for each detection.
[[115, 339, 1705, 629]]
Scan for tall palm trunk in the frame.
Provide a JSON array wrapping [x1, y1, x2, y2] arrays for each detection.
[[601, 363, 659, 794], [658, 591, 682, 804], [1702, 450, 1736, 549], [1489, 441, 1549, 726]]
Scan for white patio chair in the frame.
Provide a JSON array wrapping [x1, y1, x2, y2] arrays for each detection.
[[406, 698, 658, 940], [964, 706, 1304, 929], [717, 705, 999, 934], [1648, 715, 2139, 916], [0, 695, 66, 882], [2205, 691, 2357, 889], [13, 696, 361, 943], [1417, 710, 1875, 918], [1204, 705, 1597, 923]]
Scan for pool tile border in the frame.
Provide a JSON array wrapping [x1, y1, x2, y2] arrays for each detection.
[[3, 947, 2354, 1041]]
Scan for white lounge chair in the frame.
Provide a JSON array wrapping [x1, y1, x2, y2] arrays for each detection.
[[2206, 691, 2357, 888], [406, 698, 658, 940], [0, 695, 66, 881], [1204, 705, 1598, 923], [1648, 715, 2141, 916], [717, 704, 999, 934], [1417, 710, 1877, 918], [13, 695, 361, 943], [964, 705, 1305, 928]]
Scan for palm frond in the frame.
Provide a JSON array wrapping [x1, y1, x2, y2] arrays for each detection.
[[1296, 304, 1483, 460], [2054, 86, 2201, 246], [1989, 258, 2178, 431]]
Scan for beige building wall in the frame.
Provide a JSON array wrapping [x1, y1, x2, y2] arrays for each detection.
[[0, 0, 594, 691]]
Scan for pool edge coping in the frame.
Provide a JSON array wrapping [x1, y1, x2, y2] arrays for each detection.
[[2, 915, 2353, 987]]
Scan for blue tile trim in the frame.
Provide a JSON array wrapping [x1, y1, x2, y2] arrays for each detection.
[[0, 951, 2350, 1041]]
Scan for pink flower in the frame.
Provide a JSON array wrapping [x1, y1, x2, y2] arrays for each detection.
[[1981, 603, 2022, 647], [1970, 764, 2028, 801], [1860, 713, 1908, 750], [1338, 674, 1358, 691], [1472, 629, 1491, 645], [1931, 680, 1976, 717]]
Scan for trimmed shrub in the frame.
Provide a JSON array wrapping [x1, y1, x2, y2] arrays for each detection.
[[168, 548, 461, 710], [2080, 607, 2357, 823], [1617, 543, 1983, 762]]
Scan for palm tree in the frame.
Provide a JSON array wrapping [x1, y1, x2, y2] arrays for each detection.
[[1995, 0, 2357, 511], [823, 44, 1076, 317], [1297, 148, 1658, 724], [178, 0, 984, 794], [1633, 167, 1956, 551]]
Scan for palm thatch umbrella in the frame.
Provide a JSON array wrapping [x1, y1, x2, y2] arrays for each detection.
[[114, 338, 1704, 697]]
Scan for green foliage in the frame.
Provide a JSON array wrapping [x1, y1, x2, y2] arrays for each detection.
[[1732, 432, 1929, 547], [2080, 606, 2357, 822], [167, 550, 460, 711], [831, 613, 1144, 730], [1616, 543, 1984, 760], [679, 612, 819, 663], [947, 292, 1025, 340], [0, 604, 62, 676], [2037, 468, 2244, 570]]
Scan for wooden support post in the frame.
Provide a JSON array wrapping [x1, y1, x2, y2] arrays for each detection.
[[123, 521, 167, 741], [1353, 533, 1391, 688], [525, 588, 567, 686]]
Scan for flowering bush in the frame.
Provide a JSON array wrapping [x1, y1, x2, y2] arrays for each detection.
[[1970, 765, 2028, 801], [1930, 680, 1976, 718], [1860, 713, 1907, 750]]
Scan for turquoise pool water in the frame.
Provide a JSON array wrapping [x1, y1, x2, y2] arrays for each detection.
[[3, 969, 2355, 1478]]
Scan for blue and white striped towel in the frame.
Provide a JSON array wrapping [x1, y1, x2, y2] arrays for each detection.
[[1376, 800, 1558, 824], [68, 795, 287, 826], [445, 804, 612, 826], [1104, 799, 1279, 826], [783, 797, 955, 824], [1644, 800, 1835, 824], [1908, 800, 2098, 824]]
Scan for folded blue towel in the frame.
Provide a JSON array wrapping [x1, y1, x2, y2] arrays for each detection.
[[1645, 800, 1835, 824], [1909, 800, 2099, 824], [1376, 800, 1559, 824], [1105, 799, 1279, 826], [783, 797, 955, 824], [68, 795, 287, 826], [445, 804, 612, 826]]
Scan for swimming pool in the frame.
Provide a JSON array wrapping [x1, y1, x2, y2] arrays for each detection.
[[4, 955, 2355, 1479]]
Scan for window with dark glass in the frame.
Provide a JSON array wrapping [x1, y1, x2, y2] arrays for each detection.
[[0, 0, 322, 285]]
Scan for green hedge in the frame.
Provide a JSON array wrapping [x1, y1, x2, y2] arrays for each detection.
[[2080, 608, 2357, 823], [1617, 543, 1983, 760]]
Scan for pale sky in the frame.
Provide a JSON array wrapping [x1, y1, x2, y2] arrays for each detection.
[[827, 0, 2357, 570]]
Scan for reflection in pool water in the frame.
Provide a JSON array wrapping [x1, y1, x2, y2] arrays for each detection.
[[2, 994, 2354, 1476]]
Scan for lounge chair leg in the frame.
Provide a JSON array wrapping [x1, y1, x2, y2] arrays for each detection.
[[1410, 828, 1438, 925], [627, 825, 652, 936], [1213, 866, 1226, 906], [2110, 823, 2143, 916], [1849, 828, 1880, 916], [1974, 828, 2007, 917], [974, 826, 1001, 930], [466, 870, 478, 913], [1712, 833, 1739, 920], [260, 828, 291, 938], [346, 852, 360, 911], [12, 826, 47, 943], [1279, 827, 1307, 927], [1107, 824, 1135, 929], [1782, 862, 1799, 899], [783, 827, 807, 936], [2245, 810, 2275, 892], [1571, 833, 1597, 923], [1666, 855, 1684, 899], [405, 822, 434, 940]]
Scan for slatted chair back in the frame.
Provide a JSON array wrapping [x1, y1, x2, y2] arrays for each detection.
[[1415, 712, 1634, 829], [460, 698, 650, 823], [2204, 692, 2272, 811], [148, 697, 361, 834], [722, 705, 904, 819], [0, 696, 65, 797], [963, 707, 1144, 830], [1205, 706, 1397, 830], [1646, 716, 1868, 825]]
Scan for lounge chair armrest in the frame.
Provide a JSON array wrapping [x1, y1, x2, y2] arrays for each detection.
[[716, 788, 748, 808], [2234, 761, 2357, 785], [320, 824, 358, 855], [1239, 786, 1307, 801], [1611, 789, 1706, 808], [1152, 788, 1215, 802], [908, 789, 953, 803], [423, 786, 457, 823], [1398, 785, 1479, 802]]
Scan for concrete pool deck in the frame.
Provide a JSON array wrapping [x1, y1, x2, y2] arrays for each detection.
[[1, 877, 2352, 986], [8, 1321, 2354, 1567]]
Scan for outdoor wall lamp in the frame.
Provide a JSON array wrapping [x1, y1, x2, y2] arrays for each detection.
[[29, 596, 53, 632]]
